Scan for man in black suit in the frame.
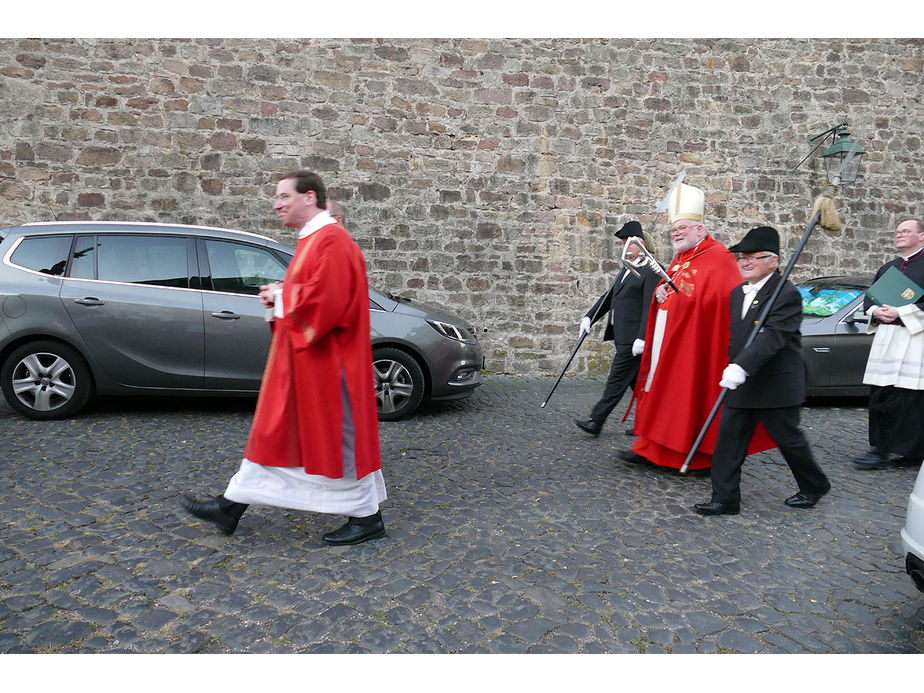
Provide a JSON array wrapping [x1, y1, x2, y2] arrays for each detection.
[[694, 226, 831, 516], [574, 221, 659, 437]]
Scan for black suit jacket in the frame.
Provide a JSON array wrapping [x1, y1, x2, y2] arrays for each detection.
[[726, 272, 806, 409], [586, 265, 659, 346]]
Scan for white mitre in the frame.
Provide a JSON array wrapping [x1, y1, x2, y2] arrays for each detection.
[[667, 182, 705, 224]]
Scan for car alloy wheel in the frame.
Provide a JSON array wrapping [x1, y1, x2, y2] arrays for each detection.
[[372, 347, 425, 421], [1, 341, 93, 420]]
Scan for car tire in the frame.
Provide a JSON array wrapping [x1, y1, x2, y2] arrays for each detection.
[[1, 340, 93, 420], [372, 347, 425, 421]]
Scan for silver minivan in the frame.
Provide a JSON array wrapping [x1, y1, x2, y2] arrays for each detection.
[[0, 222, 482, 421]]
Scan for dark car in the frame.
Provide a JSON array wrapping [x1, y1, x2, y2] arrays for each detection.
[[798, 275, 873, 396], [0, 221, 482, 421]]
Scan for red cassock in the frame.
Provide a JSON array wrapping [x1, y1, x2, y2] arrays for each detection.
[[631, 235, 774, 470], [244, 222, 382, 480]]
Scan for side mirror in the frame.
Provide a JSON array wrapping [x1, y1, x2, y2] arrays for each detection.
[[845, 308, 869, 325]]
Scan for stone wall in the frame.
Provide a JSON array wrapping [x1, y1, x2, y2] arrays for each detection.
[[1, 38, 922, 374]]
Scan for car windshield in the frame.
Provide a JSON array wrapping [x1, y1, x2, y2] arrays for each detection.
[[799, 279, 868, 317]]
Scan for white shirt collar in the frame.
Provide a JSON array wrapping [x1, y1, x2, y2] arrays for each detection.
[[742, 273, 773, 298], [901, 247, 924, 261], [298, 210, 336, 239], [740, 273, 772, 318]]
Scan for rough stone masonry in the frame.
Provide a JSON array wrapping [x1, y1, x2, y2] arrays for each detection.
[[1, 38, 921, 374]]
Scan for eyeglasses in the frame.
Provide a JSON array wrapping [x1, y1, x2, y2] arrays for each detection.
[[736, 254, 776, 263], [896, 229, 922, 236], [672, 224, 700, 233]]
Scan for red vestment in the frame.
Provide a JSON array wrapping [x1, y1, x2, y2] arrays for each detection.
[[631, 235, 774, 470], [244, 222, 382, 479]]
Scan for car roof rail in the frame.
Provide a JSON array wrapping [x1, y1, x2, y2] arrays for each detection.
[[20, 220, 277, 243]]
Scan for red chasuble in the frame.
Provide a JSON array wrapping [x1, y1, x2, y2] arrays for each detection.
[[244, 222, 382, 479], [631, 235, 774, 470]]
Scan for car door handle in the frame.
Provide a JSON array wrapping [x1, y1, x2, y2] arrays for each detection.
[[210, 311, 241, 320], [74, 297, 104, 306], [813, 347, 831, 353]]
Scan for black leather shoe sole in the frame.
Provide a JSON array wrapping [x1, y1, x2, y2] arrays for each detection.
[[322, 517, 386, 546], [784, 486, 829, 508], [180, 494, 241, 535], [852, 450, 891, 469], [574, 419, 601, 436], [693, 501, 740, 516], [618, 450, 648, 465], [323, 526, 385, 546], [784, 494, 817, 508]]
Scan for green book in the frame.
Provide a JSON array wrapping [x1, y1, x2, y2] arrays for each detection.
[[865, 265, 924, 307]]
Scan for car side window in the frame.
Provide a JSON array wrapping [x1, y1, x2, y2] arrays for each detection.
[[74, 234, 189, 288], [70, 235, 96, 279], [799, 285, 864, 316], [205, 240, 287, 295], [9, 235, 72, 276]]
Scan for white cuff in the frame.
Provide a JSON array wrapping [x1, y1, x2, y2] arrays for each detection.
[[273, 288, 284, 318], [897, 303, 924, 335]]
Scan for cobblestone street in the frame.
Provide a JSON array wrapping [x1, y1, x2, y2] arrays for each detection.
[[1, 375, 922, 654]]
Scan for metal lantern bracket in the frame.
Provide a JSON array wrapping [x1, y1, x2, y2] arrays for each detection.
[[794, 119, 867, 185]]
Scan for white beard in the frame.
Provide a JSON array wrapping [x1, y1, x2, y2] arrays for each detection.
[[672, 234, 705, 254]]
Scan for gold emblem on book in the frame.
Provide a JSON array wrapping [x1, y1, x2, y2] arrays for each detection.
[[902, 288, 915, 300]]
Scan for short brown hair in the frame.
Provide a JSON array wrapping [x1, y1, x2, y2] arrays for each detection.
[[280, 170, 326, 209]]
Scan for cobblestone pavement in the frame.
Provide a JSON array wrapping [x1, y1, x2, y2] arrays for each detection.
[[1, 375, 922, 654]]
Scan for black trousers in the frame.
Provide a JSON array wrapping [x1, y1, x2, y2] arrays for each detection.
[[710, 405, 830, 505], [869, 385, 924, 459], [589, 344, 640, 427]]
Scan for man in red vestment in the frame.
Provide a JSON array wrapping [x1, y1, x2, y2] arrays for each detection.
[[181, 171, 387, 545], [619, 182, 774, 471]]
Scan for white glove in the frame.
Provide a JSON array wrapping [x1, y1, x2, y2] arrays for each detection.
[[579, 316, 591, 337], [719, 363, 748, 390], [631, 339, 645, 356]]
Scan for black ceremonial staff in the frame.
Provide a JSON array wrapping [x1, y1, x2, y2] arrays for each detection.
[[540, 281, 612, 409]]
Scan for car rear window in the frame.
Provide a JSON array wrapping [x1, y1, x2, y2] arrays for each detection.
[[799, 285, 864, 316], [71, 234, 190, 289], [9, 235, 72, 276]]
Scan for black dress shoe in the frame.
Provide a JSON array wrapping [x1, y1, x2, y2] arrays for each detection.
[[180, 494, 248, 535], [618, 450, 649, 465], [322, 511, 386, 546], [693, 500, 740, 516], [784, 485, 830, 508], [574, 418, 602, 436], [852, 448, 890, 469]]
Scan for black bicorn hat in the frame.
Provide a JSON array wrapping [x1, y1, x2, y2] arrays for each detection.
[[615, 220, 643, 239], [728, 226, 780, 255]]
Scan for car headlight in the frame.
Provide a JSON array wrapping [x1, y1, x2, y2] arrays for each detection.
[[427, 319, 470, 342]]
